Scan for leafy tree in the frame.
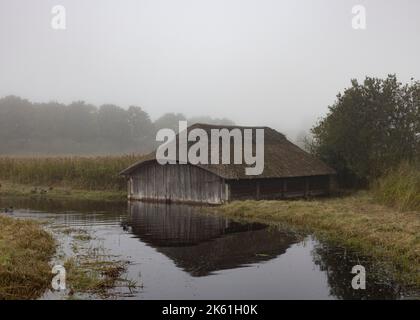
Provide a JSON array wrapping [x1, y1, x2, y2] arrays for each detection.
[[310, 75, 420, 186], [0, 96, 34, 144], [63, 101, 98, 143], [127, 106, 155, 152], [0, 96, 235, 155], [154, 113, 187, 133], [189, 116, 235, 126]]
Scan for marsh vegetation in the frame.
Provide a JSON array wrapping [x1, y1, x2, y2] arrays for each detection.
[[218, 192, 420, 289], [0, 215, 55, 299]]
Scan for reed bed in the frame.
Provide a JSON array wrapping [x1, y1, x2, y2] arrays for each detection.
[[0, 155, 145, 191], [0, 215, 55, 299], [372, 161, 420, 211]]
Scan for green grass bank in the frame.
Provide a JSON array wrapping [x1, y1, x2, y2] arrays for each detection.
[[217, 193, 420, 288], [0, 215, 56, 299]]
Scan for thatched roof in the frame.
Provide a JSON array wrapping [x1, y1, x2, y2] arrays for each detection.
[[120, 123, 336, 179]]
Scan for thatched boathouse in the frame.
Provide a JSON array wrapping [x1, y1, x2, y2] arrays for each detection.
[[120, 124, 336, 204]]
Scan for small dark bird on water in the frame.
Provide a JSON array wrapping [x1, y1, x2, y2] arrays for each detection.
[[2, 207, 14, 214]]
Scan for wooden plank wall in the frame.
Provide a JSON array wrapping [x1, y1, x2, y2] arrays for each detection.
[[128, 162, 332, 204], [229, 175, 331, 200], [129, 162, 226, 204]]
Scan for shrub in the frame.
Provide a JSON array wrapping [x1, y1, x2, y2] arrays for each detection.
[[372, 161, 420, 211]]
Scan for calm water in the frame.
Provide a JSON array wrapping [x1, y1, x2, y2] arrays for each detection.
[[1, 197, 412, 300]]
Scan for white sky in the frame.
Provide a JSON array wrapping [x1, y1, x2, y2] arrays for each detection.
[[1, 0, 419, 139]]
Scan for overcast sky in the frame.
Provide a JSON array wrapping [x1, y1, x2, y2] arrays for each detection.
[[1, 0, 419, 139]]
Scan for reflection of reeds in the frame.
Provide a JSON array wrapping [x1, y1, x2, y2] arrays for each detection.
[[0, 155, 145, 191]]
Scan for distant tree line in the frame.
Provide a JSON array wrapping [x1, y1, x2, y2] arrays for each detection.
[[309, 75, 420, 187], [0, 96, 234, 155]]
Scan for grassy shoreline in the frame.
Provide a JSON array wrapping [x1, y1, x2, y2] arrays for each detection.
[[1, 177, 419, 293], [0, 181, 126, 202], [0, 203, 135, 300], [51, 226, 137, 299], [0, 215, 56, 299], [216, 193, 420, 289]]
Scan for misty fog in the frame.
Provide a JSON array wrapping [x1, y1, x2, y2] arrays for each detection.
[[1, 0, 420, 153]]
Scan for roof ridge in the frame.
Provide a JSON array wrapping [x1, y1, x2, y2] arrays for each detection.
[[120, 124, 336, 178], [188, 123, 272, 130]]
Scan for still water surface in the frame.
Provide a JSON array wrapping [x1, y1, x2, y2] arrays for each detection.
[[1, 197, 409, 300]]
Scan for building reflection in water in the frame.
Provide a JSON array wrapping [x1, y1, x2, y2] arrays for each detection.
[[5, 197, 411, 299], [126, 201, 301, 277]]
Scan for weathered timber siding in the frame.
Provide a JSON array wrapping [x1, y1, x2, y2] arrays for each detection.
[[228, 175, 331, 201], [129, 162, 226, 204], [126, 161, 333, 204]]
